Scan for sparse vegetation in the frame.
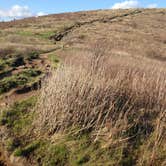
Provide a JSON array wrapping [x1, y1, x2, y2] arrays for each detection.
[[0, 69, 42, 94], [0, 8, 166, 166], [0, 48, 43, 96]]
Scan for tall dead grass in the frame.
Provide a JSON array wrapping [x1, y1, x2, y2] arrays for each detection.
[[35, 42, 166, 165]]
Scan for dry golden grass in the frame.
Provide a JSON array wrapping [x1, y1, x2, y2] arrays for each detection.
[[0, 8, 166, 165], [35, 41, 166, 165]]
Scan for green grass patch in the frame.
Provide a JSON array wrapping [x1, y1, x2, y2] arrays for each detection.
[[0, 96, 40, 160], [0, 50, 43, 94], [36, 31, 55, 39], [37, 132, 110, 166], [0, 50, 41, 73], [0, 96, 37, 134], [43, 144, 69, 166], [0, 69, 42, 94], [35, 141, 69, 166], [16, 30, 55, 40], [48, 54, 59, 68], [16, 31, 33, 37], [14, 140, 40, 157], [0, 54, 25, 72]]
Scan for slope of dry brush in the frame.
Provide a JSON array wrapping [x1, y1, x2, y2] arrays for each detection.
[[35, 44, 166, 165]]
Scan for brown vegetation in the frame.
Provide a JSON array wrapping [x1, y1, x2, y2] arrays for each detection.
[[0, 8, 166, 166], [36, 42, 166, 165]]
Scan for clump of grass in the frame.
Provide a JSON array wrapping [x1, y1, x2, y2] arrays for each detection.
[[35, 42, 166, 165], [0, 76, 22, 94], [34, 135, 107, 166], [14, 140, 40, 157], [43, 144, 69, 166], [48, 54, 59, 68], [32, 141, 69, 166]]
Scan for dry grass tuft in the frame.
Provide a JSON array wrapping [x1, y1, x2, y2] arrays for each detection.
[[35, 42, 166, 165]]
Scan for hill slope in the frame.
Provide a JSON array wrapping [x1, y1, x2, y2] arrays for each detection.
[[0, 9, 166, 166]]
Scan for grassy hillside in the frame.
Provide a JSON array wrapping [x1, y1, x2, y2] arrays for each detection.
[[0, 9, 165, 166]]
